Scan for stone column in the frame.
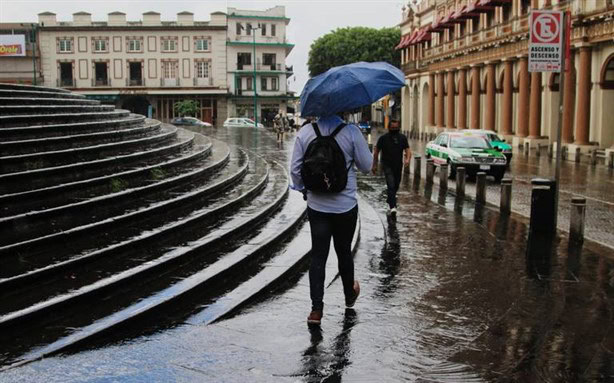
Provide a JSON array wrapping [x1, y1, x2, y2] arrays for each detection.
[[501, 59, 514, 135], [437, 72, 445, 129], [528, 72, 542, 138], [562, 51, 575, 143], [471, 65, 481, 130], [574, 46, 592, 145], [428, 73, 435, 127], [485, 62, 496, 131], [447, 70, 455, 129], [517, 57, 529, 137], [458, 67, 467, 129]]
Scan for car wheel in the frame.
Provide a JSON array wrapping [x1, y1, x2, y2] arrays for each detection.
[[448, 162, 456, 179], [493, 170, 505, 183]]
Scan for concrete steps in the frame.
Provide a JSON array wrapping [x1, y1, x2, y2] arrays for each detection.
[[0, 82, 337, 370]]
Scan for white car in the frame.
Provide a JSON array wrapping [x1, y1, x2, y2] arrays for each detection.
[[170, 117, 212, 127], [223, 117, 264, 129]]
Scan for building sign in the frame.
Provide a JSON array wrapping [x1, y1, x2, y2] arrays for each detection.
[[0, 35, 26, 56], [529, 10, 563, 72]]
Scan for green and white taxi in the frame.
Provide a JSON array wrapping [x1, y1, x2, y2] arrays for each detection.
[[425, 132, 507, 182]]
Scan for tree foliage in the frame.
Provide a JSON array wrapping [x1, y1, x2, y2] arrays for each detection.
[[307, 26, 401, 77], [173, 99, 200, 117]]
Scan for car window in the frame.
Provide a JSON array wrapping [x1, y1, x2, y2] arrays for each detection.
[[450, 136, 490, 149], [439, 134, 448, 146]]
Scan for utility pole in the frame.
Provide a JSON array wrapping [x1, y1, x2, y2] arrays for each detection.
[[252, 24, 261, 128]]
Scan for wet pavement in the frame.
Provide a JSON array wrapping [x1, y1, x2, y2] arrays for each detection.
[[1, 126, 612, 382], [404, 137, 614, 249]]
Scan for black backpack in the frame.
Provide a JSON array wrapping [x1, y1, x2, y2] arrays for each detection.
[[301, 122, 351, 193]]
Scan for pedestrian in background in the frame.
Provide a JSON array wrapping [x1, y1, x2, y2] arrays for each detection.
[[290, 114, 373, 325], [371, 119, 411, 214]]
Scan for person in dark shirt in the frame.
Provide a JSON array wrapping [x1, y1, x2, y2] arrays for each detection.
[[371, 119, 411, 214]]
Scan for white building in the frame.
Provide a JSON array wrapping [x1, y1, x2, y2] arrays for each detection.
[[225, 6, 295, 125], [36, 11, 229, 126]]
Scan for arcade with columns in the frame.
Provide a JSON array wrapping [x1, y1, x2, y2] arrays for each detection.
[[397, 0, 614, 162]]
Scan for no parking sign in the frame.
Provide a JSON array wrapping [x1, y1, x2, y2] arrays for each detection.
[[529, 10, 563, 72]]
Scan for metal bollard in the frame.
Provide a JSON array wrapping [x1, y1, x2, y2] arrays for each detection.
[[575, 147, 581, 163], [529, 178, 557, 236], [590, 149, 597, 166], [536, 144, 541, 157], [548, 144, 553, 158], [439, 164, 448, 190], [500, 178, 513, 215], [569, 196, 586, 243], [476, 172, 487, 204], [426, 159, 435, 185], [562, 145, 568, 160], [413, 155, 421, 182], [524, 142, 530, 154], [456, 167, 466, 196]]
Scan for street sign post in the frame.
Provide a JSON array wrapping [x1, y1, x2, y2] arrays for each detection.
[[528, 9, 569, 232], [529, 10, 564, 73]]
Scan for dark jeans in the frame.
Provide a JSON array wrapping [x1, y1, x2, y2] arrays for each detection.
[[307, 205, 358, 311], [383, 164, 402, 209]]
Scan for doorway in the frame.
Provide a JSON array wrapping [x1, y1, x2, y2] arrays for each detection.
[[59, 62, 73, 87], [129, 62, 142, 86], [94, 62, 108, 86]]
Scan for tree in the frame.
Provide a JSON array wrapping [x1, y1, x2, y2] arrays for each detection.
[[307, 27, 401, 77], [173, 99, 200, 117]]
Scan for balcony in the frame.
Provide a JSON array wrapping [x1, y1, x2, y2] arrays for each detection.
[[92, 78, 111, 87], [401, 61, 417, 75], [193, 77, 213, 86], [126, 78, 145, 87], [57, 78, 75, 88], [161, 78, 180, 87]]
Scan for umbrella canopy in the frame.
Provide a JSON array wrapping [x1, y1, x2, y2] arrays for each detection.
[[300, 61, 405, 118]]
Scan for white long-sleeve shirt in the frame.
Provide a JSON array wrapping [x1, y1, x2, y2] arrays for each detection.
[[290, 115, 373, 213]]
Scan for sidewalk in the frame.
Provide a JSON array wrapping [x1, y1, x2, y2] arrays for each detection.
[[404, 136, 614, 250]]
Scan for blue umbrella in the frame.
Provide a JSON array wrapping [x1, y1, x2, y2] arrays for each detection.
[[300, 61, 405, 118]]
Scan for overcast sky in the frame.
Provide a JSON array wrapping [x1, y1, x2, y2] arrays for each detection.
[[0, 0, 406, 93]]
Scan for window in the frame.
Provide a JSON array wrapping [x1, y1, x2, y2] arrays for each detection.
[[195, 38, 209, 51], [59, 38, 72, 52], [237, 52, 251, 69], [162, 39, 176, 52], [236, 22, 242, 35], [601, 55, 614, 89], [271, 24, 276, 36], [128, 39, 141, 52], [246, 23, 252, 36], [196, 61, 210, 78], [246, 77, 253, 90], [263, 53, 276, 70], [262, 76, 279, 91], [261, 23, 267, 36], [93, 39, 107, 52], [162, 61, 176, 78]]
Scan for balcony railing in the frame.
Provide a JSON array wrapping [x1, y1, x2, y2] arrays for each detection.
[[57, 78, 75, 88], [401, 62, 416, 74], [126, 78, 144, 86], [92, 78, 110, 87], [238, 63, 283, 71], [193, 77, 213, 86], [161, 78, 180, 87]]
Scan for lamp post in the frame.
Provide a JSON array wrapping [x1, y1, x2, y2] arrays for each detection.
[[252, 24, 261, 128]]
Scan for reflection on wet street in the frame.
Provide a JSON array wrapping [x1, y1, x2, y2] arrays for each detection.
[[1, 126, 612, 382]]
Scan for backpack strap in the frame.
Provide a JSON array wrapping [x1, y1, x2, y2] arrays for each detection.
[[330, 123, 346, 137], [312, 122, 322, 138]]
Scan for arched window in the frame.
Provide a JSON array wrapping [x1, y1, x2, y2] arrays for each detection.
[[600, 54, 614, 89]]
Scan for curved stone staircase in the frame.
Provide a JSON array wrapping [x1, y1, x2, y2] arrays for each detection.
[[0, 83, 360, 369]]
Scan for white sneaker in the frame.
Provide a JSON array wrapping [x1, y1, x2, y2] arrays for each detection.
[[390, 208, 397, 214]]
